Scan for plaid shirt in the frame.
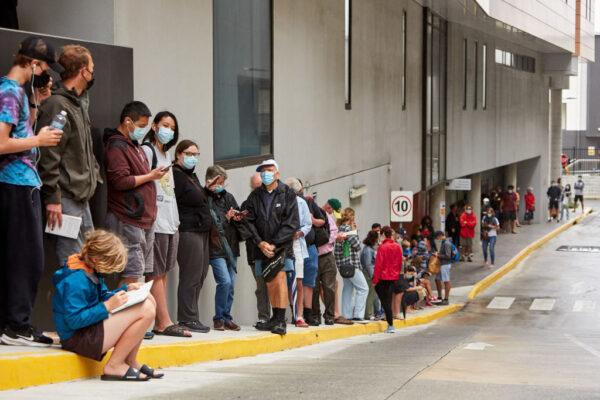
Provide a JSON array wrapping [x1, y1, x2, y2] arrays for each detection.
[[334, 224, 362, 271]]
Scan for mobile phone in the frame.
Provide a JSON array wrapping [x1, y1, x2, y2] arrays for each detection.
[[161, 160, 176, 172]]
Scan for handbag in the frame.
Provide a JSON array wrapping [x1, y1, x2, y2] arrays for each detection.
[[428, 254, 441, 274], [338, 241, 356, 278], [262, 248, 286, 282]]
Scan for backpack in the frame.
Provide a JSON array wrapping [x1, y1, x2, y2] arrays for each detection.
[[313, 208, 331, 247], [445, 240, 460, 263], [142, 142, 157, 170]]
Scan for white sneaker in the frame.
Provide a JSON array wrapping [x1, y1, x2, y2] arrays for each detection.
[[385, 326, 396, 334]]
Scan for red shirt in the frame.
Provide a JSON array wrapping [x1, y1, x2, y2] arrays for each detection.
[[524, 192, 536, 210], [459, 212, 477, 239], [373, 238, 403, 285], [501, 192, 518, 212]]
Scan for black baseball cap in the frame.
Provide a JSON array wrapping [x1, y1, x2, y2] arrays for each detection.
[[17, 36, 64, 73]]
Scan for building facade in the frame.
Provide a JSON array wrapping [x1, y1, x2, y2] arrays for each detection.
[[7, 0, 593, 326]]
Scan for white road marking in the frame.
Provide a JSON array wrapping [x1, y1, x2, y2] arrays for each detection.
[[487, 297, 515, 309], [464, 342, 494, 351], [573, 300, 596, 312], [529, 298, 556, 311], [565, 334, 600, 359]]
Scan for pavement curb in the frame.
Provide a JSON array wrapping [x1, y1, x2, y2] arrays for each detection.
[[0, 304, 462, 391], [467, 209, 593, 300]]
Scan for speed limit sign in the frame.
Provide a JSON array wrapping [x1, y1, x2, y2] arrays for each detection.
[[390, 191, 413, 222]]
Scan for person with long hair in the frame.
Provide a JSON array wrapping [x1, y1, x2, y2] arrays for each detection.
[[373, 226, 403, 333], [360, 230, 383, 320]]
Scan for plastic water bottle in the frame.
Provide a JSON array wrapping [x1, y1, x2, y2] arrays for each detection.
[[51, 110, 67, 130]]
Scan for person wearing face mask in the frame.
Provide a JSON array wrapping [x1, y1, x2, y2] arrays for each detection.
[[0, 37, 64, 347], [459, 205, 476, 262], [500, 185, 518, 234], [138, 111, 190, 337], [481, 207, 499, 268], [546, 181, 562, 222], [204, 165, 244, 332], [171, 140, 212, 333], [104, 101, 165, 288], [241, 159, 300, 335], [37, 44, 102, 264]]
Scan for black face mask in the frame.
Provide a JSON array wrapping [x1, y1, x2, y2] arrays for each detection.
[[31, 70, 51, 88], [84, 69, 95, 91]]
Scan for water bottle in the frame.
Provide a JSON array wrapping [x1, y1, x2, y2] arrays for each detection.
[[51, 110, 67, 130]]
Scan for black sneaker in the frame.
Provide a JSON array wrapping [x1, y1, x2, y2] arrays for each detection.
[[324, 318, 335, 325], [270, 320, 287, 335], [255, 318, 276, 331], [179, 320, 210, 333], [439, 299, 449, 306], [1, 325, 53, 347]]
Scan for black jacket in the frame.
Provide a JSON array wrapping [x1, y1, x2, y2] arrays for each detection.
[[446, 212, 460, 237], [206, 189, 242, 258], [173, 165, 212, 233], [240, 181, 300, 261]]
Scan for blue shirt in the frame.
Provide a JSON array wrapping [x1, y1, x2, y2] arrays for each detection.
[[295, 196, 312, 258], [0, 76, 41, 187]]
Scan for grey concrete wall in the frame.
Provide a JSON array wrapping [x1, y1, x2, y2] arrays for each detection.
[[446, 23, 550, 180]]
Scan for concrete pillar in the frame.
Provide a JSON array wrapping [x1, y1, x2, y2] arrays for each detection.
[[428, 185, 446, 231], [550, 88, 563, 181], [504, 163, 517, 188]]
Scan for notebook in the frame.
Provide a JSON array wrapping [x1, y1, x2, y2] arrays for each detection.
[[45, 214, 82, 239], [111, 281, 154, 314]]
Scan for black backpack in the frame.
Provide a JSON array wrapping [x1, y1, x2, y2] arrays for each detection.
[[142, 142, 157, 170], [313, 208, 331, 247]]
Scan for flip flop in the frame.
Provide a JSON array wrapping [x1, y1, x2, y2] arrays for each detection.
[[152, 324, 192, 337], [140, 364, 164, 379], [100, 367, 149, 382]]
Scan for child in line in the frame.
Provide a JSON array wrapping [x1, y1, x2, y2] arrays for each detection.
[[52, 230, 162, 381]]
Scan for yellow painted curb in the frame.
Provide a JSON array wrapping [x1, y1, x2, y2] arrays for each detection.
[[467, 209, 593, 300], [0, 303, 463, 391]]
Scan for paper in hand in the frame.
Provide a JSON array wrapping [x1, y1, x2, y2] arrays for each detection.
[[45, 214, 82, 239]]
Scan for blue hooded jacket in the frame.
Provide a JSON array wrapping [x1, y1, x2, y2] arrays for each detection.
[[52, 255, 126, 341]]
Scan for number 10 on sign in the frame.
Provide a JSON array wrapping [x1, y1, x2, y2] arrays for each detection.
[[390, 191, 413, 222]]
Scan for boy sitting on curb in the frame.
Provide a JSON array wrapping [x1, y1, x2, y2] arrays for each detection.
[[52, 230, 161, 381]]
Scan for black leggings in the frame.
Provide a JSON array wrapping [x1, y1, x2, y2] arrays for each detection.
[[375, 280, 395, 326]]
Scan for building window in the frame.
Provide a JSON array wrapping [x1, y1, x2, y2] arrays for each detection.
[[345, 0, 352, 110], [473, 41, 478, 110], [463, 38, 467, 110], [423, 9, 447, 189], [402, 9, 407, 110], [482, 44, 487, 109], [213, 0, 273, 167], [495, 48, 535, 73]]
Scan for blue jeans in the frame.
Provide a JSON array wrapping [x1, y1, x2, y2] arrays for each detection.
[[210, 257, 237, 322], [482, 236, 497, 264], [341, 269, 369, 319]]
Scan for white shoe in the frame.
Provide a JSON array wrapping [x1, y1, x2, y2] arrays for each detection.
[[385, 326, 396, 334]]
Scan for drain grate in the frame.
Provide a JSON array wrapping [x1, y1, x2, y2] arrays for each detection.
[[556, 245, 600, 253]]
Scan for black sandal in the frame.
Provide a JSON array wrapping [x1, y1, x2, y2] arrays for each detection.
[[140, 364, 164, 379], [152, 324, 192, 337], [100, 367, 149, 381]]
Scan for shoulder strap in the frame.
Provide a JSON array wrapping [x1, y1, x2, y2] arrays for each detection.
[[142, 142, 157, 170]]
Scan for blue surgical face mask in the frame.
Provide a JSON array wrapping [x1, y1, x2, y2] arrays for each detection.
[[129, 121, 150, 142], [182, 155, 198, 170], [156, 126, 174, 144], [213, 185, 224, 193], [260, 171, 275, 186]]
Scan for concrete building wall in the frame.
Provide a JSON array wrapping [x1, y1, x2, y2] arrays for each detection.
[[446, 23, 550, 180]]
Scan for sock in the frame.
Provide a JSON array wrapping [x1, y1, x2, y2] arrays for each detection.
[[303, 307, 312, 321], [273, 308, 286, 323]]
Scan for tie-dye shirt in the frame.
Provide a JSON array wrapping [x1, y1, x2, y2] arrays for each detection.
[[0, 76, 41, 187]]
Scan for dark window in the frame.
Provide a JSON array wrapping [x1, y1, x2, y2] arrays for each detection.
[[473, 41, 478, 110], [213, 0, 273, 167], [345, 0, 352, 110], [463, 38, 467, 110], [402, 9, 407, 110], [423, 9, 447, 189], [482, 44, 487, 109]]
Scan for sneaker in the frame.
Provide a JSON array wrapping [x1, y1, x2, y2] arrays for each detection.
[[270, 320, 287, 335], [179, 320, 210, 333], [224, 320, 241, 331], [385, 326, 396, 334], [324, 318, 335, 325], [1, 325, 53, 347], [255, 318, 276, 331], [439, 299, 449, 306], [213, 320, 225, 331], [490, 264, 495, 268], [253, 319, 267, 328]]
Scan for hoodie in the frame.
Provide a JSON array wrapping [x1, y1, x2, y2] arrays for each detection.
[[37, 85, 101, 204], [52, 255, 126, 341], [104, 128, 157, 229]]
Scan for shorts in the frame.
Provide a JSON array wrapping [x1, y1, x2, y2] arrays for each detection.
[[548, 200, 559, 210], [152, 232, 179, 277], [302, 244, 318, 288], [105, 212, 155, 279], [503, 211, 516, 221], [436, 264, 451, 282], [524, 210, 534, 221], [461, 237, 473, 248], [574, 195, 584, 204], [61, 320, 105, 361], [293, 240, 304, 279]]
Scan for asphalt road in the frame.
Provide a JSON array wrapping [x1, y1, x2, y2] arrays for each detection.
[[5, 213, 600, 400]]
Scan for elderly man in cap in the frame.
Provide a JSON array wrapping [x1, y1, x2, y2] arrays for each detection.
[[0, 37, 64, 346], [241, 160, 299, 335]]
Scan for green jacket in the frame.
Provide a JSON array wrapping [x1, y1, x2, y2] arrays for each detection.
[[37, 85, 101, 204]]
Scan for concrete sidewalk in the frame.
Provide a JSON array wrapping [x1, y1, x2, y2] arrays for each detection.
[[0, 205, 593, 391]]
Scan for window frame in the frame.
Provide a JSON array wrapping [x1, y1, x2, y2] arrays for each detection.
[[463, 38, 468, 110], [213, 0, 274, 170], [473, 41, 478, 110]]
